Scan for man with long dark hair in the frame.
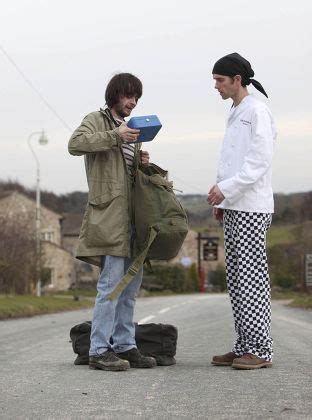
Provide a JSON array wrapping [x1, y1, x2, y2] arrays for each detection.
[[208, 53, 277, 369], [69, 73, 156, 371]]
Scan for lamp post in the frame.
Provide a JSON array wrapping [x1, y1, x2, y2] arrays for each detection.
[[27, 130, 48, 297]]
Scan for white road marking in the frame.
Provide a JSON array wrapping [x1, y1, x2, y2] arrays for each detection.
[[138, 315, 155, 324], [158, 307, 170, 314], [138, 299, 198, 323]]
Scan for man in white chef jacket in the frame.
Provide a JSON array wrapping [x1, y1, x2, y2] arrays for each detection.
[[208, 53, 277, 370]]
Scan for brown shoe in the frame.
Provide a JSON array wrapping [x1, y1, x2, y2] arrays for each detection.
[[232, 353, 272, 370], [211, 352, 238, 366]]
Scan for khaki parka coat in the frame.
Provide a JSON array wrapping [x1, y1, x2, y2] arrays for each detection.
[[68, 108, 141, 267]]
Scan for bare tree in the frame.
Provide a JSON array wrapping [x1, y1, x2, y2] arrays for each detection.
[[0, 215, 37, 294]]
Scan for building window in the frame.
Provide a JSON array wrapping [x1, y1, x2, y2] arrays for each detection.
[[41, 230, 55, 242], [81, 262, 93, 273]]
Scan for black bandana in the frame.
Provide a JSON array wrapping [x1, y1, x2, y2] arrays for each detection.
[[212, 52, 268, 98]]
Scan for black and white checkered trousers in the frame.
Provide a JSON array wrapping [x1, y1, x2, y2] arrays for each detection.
[[223, 209, 273, 361]]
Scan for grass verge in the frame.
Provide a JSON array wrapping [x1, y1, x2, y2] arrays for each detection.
[[289, 295, 312, 309], [48, 289, 97, 298], [0, 294, 94, 320], [272, 291, 312, 309]]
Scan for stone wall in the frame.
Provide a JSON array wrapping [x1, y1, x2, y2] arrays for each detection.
[[0, 191, 74, 291], [0, 191, 62, 245], [62, 234, 99, 285], [42, 242, 75, 291]]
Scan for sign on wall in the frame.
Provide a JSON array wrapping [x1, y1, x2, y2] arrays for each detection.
[[305, 254, 312, 288]]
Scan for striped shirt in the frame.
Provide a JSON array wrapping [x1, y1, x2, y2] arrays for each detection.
[[104, 108, 135, 176]]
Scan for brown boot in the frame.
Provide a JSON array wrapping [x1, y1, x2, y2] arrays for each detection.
[[232, 353, 272, 370], [211, 351, 238, 366]]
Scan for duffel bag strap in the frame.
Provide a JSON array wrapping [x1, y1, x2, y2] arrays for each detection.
[[148, 174, 173, 190], [108, 226, 159, 301]]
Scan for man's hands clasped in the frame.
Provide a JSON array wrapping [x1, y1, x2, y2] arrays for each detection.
[[207, 184, 225, 206], [207, 184, 225, 222]]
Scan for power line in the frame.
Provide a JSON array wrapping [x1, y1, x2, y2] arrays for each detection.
[[0, 45, 212, 197], [169, 172, 208, 195], [0, 45, 72, 132]]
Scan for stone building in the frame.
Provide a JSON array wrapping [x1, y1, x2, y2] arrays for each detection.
[[61, 212, 99, 288], [0, 191, 76, 291], [170, 229, 224, 270]]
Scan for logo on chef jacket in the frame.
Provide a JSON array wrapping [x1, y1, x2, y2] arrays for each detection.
[[240, 119, 251, 126]]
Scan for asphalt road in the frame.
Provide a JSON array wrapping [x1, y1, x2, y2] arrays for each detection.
[[0, 294, 311, 419]]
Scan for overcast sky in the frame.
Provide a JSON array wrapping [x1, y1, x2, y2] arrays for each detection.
[[0, 0, 311, 196]]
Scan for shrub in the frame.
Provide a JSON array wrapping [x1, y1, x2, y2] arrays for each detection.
[[208, 264, 227, 291], [142, 263, 199, 293], [267, 243, 304, 290]]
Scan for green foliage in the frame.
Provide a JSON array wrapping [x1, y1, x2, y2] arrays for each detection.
[[267, 221, 312, 290], [268, 243, 304, 289], [188, 263, 200, 292], [143, 263, 199, 293], [208, 264, 227, 291], [273, 275, 295, 289]]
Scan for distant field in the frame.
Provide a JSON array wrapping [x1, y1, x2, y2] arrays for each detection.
[[266, 224, 297, 247], [190, 223, 297, 248]]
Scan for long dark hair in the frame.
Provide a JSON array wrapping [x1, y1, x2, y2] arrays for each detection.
[[105, 73, 142, 108]]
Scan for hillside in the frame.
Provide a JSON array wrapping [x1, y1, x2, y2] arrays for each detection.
[[0, 180, 311, 228], [177, 192, 312, 228]]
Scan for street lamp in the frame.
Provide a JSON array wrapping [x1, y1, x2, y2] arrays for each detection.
[[27, 130, 49, 297]]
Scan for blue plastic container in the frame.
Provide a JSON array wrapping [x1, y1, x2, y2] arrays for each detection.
[[127, 115, 162, 143]]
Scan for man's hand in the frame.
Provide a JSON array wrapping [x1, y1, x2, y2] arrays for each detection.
[[140, 150, 150, 165], [207, 184, 225, 206], [118, 122, 140, 143], [213, 207, 224, 222]]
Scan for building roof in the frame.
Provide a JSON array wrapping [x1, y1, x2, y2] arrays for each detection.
[[0, 190, 15, 200], [0, 190, 63, 218], [61, 212, 83, 236]]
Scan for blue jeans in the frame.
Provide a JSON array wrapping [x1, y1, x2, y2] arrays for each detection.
[[89, 255, 143, 356]]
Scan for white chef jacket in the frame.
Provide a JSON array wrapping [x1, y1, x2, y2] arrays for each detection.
[[216, 94, 277, 213]]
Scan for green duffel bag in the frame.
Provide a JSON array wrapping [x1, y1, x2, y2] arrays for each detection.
[[134, 163, 189, 260], [108, 163, 188, 300]]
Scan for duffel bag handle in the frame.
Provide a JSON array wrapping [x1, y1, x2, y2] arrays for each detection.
[[108, 226, 159, 301], [148, 174, 173, 190]]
